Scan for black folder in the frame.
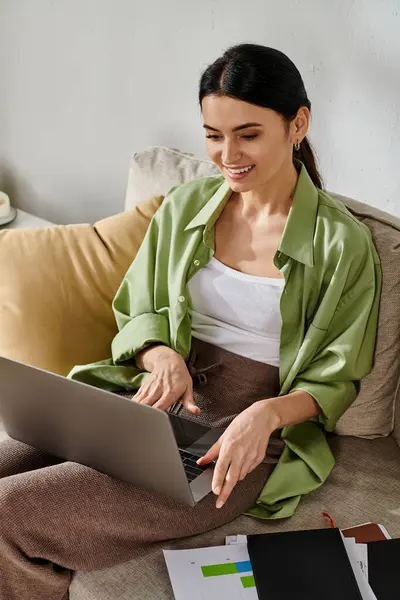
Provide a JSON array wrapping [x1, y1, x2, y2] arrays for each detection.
[[248, 528, 363, 600], [367, 538, 399, 600], [247, 528, 400, 600]]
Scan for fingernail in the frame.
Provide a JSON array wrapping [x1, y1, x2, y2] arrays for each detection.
[[216, 500, 224, 509], [214, 486, 221, 495]]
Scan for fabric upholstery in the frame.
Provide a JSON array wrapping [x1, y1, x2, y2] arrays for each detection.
[[0, 196, 163, 376], [124, 146, 400, 439], [124, 146, 218, 210], [69, 435, 400, 599], [394, 386, 400, 447], [333, 205, 400, 438], [0, 422, 7, 444]]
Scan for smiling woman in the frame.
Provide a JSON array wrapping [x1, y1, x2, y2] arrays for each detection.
[[199, 44, 322, 191], [0, 43, 381, 600]]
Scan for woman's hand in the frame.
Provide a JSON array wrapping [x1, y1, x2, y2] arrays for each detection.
[[197, 399, 281, 508], [133, 345, 199, 415]]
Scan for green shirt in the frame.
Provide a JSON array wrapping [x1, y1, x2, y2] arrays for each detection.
[[69, 161, 381, 519]]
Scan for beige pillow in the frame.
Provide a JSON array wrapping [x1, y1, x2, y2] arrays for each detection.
[[125, 146, 218, 210], [125, 146, 400, 439], [0, 196, 163, 376]]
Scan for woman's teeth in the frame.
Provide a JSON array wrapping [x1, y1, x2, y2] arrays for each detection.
[[227, 165, 254, 174]]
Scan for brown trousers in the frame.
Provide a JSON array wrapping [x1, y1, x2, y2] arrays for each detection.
[[0, 340, 282, 600]]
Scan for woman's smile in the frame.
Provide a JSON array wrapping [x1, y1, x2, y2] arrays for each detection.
[[224, 164, 255, 180]]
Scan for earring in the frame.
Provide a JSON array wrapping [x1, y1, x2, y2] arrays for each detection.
[[294, 141, 301, 151]]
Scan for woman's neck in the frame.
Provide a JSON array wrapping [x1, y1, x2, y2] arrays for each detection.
[[233, 161, 299, 220]]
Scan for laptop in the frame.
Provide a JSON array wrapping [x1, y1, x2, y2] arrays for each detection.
[[0, 356, 223, 506]]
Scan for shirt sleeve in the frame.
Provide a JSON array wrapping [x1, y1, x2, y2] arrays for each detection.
[[111, 207, 171, 365], [289, 241, 381, 432]]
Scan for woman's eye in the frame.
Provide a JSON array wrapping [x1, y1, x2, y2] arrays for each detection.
[[205, 133, 258, 141]]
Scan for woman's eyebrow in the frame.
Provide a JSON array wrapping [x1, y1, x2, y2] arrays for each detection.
[[203, 122, 263, 132]]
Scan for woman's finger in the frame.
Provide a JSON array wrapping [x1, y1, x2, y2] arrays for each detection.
[[211, 445, 233, 495], [132, 385, 147, 401], [252, 460, 260, 473], [197, 438, 221, 467], [239, 451, 265, 480], [238, 457, 257, 481], [180, 388, 200, 415], [153, 390, 181, 411], [215, 463, 241, 508], [132, 376, 157, 400], [137, 379, 163, 406]]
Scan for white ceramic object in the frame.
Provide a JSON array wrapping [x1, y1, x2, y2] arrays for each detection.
[[0, 206, 17, 227], [0, 191, 11, 218]]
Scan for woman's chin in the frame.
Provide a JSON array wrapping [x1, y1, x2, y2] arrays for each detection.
[[224, 178, 256, 192]]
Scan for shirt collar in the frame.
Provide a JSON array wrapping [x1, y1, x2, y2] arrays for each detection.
[[184, 178, 231, 232], [278, 161, 318, 267], [185, 161, 318, 267]]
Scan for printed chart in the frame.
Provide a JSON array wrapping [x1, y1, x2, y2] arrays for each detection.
[[164, 544, 258, 600]]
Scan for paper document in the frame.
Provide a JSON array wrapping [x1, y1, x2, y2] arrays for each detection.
[[340, 533, 377, 600], [356, 543, 368, 581], [226, 534, 248, 545], [164, 544, 259, 600]]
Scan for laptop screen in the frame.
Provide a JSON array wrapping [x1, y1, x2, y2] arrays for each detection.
[[168, 413, 223, 457]]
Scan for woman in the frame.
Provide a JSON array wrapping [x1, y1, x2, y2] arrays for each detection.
[[0, 44, 380, 599]]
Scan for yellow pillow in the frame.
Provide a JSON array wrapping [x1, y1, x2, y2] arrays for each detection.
[[0, 197, 163, 376]]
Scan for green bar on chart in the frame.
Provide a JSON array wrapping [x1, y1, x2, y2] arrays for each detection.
[[201, 563, 238, 577], [241, 575, 256, 588]]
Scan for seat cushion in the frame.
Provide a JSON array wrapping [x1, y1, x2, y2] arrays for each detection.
[[0, 196, 163, 376], [70, 435, 400, 600]]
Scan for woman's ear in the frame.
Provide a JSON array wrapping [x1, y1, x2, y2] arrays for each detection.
[[292, 107, 310, 143]]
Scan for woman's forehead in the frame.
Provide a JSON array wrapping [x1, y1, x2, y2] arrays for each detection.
[[201, 95, 277, 129]]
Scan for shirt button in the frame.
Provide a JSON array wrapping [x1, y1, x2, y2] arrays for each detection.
[[194, 260, 200, 267], [178, 295, 186, 303]]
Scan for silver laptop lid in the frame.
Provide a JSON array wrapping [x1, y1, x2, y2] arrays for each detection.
[[0, 356, 198, 505]]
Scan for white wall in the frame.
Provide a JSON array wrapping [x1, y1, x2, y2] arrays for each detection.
[[0, 0, 399, 224]]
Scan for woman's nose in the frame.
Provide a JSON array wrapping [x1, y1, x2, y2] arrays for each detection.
[[222, 141, 241, 165]]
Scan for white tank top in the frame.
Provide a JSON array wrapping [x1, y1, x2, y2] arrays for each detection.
[[188, 257, 285, 367]]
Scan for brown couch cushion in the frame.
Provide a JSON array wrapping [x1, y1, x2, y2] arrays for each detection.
[[0, 196, 163, 376]]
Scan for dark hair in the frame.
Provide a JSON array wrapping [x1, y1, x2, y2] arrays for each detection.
[[199, 43, 323, 189]]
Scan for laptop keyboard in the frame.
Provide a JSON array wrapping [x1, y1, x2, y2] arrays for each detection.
[[179, 449, 209, 482]]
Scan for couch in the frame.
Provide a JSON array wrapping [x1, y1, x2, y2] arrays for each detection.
[[0, 147, 399, 599]]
